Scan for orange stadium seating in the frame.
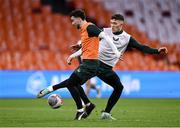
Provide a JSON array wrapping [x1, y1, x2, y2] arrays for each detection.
[[0, 0, 179, 71]]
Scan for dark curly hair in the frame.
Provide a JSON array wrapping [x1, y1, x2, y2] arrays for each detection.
[[70, 9, 86, 20]]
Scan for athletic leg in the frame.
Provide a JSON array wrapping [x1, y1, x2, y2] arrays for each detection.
[[53, 79, 68, 90], [99, 71, 123, 113], [97, 62, 123, 113]]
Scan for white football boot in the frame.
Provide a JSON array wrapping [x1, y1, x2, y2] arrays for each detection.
[[101, 111, 116, 120], [37, 87, 53, 98]]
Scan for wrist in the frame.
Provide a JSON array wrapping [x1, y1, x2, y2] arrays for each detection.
[[70, 54, 76, 59]]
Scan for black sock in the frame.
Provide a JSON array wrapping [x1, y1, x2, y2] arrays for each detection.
[[66, 72, 85, 109], [67, 86, 83, 109], [76, 85, 90, 104], [52, 73, 84, 109], [105, 84, 123, 113], [53, 79, 69, 90]]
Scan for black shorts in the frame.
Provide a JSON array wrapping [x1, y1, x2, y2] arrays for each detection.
[[74, 59, 99, 85], [97, 61, 121, 87]]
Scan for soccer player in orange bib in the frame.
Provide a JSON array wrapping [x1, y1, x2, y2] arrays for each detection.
[[37, 9, 120, 120], [66, 14, 168, 120]]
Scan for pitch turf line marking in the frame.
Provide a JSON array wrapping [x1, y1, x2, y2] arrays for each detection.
[[0, 108, 74, 112]]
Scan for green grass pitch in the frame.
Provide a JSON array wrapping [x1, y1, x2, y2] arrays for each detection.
[[0, 98, 180, 127]]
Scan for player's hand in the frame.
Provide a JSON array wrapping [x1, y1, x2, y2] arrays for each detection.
[[67, 55, 73, 65], [158, 47, 168, 55], [70, 44, 81, 51]]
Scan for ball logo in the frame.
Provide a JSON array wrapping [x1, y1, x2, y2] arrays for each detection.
[[26, 71, 47, 95]]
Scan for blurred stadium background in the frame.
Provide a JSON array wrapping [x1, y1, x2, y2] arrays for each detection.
[[0, 0, 179, 70], [0, 0, 180, 127]]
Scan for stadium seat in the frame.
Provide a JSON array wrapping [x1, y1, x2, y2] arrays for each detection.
[[0, 0, 179, 71]]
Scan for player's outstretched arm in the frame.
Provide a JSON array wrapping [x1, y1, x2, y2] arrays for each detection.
[[128, 37, 168, 55], [67, 48, 82, 65]]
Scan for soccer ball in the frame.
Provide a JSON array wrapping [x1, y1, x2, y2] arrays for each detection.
[[47, 94, 63, 109]]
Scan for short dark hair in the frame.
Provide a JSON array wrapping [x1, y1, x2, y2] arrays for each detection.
[[70, 9, 86, 20], [111, 14, 124, 21]]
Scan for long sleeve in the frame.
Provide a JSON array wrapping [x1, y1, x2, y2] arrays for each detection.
[[128, 37, 159, 54], [86, 25, 102, 37]]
